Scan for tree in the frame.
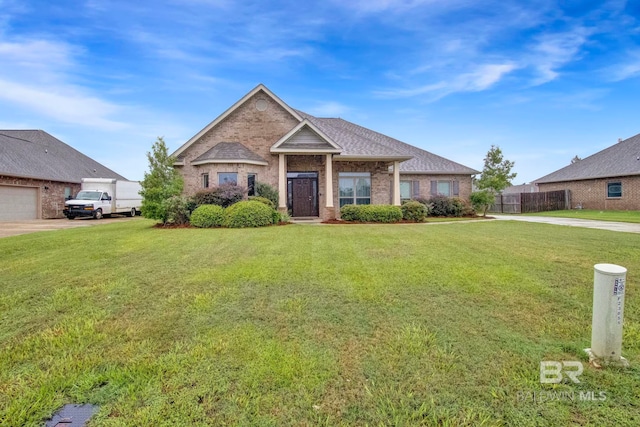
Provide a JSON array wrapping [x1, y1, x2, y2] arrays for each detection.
[[476, 145, 516, 195], [470, 190, 494, 217], [140, 137, 184, 223], [571, 155, 581, 164]]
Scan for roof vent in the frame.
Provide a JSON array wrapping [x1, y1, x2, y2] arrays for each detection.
[[255, 99, 268, 112]]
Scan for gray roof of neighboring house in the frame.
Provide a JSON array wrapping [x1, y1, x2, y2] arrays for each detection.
[[534, 133, 640, 184], [0, 130, 126, 183], [296, 110, 479, 174], [193, 141, 267, 164]]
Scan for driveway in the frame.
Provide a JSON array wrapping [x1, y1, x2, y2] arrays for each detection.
[[491, 215, 640, 234], [0, 216, 140, 238]]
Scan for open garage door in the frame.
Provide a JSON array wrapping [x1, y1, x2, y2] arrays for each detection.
[[0, 185, 39, 221]]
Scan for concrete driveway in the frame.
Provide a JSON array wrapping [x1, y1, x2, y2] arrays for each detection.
[[0, 216, 140, 238], [491, 215, 640, 234]]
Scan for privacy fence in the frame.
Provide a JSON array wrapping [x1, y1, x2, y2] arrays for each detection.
[[489, 190, 570, 214]]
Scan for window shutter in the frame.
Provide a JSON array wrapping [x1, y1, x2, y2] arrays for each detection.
[[430, 180, 437, 196], [412, 181, 420, 198], [452, 180, 459, 196]]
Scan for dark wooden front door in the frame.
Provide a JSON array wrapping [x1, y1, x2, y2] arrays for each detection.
[[291, 178, 318, 217]]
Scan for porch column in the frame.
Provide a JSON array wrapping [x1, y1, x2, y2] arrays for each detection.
[[278, 154, 287, 208], [325, 154, 334, 207], [392, 161, 401, 206]]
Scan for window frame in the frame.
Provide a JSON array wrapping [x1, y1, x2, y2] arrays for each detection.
[[607, 181, 622, 198], [400, 180, 412, 202], [339, 172, 371, 207], [202, 173, 209, 189], [218, 172, 238, 185], [247, 173, 256, 196]]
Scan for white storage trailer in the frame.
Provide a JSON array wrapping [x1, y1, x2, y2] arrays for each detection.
[[63, 178, 142, 219]]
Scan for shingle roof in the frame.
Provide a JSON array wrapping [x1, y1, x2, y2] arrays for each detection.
[[192, 141, 268, 164], [296, 110, 479, 174], [0, 130, 126, 183], [534, 133, 640, 184]]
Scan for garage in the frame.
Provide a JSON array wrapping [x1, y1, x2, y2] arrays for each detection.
[[0, 185, 39, 221]]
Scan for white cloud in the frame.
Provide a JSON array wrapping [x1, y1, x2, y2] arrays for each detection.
[[375, 62, 518, 100], [605, 50, 640, 81], [0, 79, 127, 129], [528, 28, 592, 85]]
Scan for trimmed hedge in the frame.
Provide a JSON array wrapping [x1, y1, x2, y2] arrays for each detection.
[[248, 196, 276, 209], [190, 204, 225, 228], [401, 200, 429, 222], [223, 201, 275, 228], [340, 204, 402, 223]]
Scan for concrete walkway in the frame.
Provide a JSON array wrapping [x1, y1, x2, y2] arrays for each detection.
[[491, 215, 640, 234]]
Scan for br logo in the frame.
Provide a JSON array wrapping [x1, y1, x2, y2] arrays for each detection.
[[540, 361, 584, 384]]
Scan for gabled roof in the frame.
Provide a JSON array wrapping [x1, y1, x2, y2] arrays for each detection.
[[534, 133, 640, 184], [296, 111, 479, 174], [172, 84, 302, 158], [271, 120, 342, 154], [0, 130, 126, 183], [173, 84, 478, 175], [192, 142, 268, 166]]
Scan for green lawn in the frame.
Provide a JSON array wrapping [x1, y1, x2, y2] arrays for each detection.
[[1, 220, 639, 426], [524, 209, 640, 223]]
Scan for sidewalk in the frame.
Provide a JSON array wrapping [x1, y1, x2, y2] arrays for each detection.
[[491, 215, 640, 234]]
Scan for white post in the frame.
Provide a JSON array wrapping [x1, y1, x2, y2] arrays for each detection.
[[392, 161, 401, 206], [278, 154, 287, 209], [585, 263, 629, 367], [325, 154, 333, 207]]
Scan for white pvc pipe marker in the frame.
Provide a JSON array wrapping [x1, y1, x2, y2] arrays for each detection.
[[585, 263, 629, 367]]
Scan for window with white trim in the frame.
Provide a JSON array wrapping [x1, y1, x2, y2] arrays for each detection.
[[339, 172, 371, 207], [400, 181, 412, 201], [202, 173, 209, 188], [430, 180, 459, 197]]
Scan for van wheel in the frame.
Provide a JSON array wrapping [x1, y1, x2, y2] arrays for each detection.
[[94, 209, 103, 220], [129, 208, 136, 217]]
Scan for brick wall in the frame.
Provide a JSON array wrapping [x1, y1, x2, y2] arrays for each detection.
[[537, 176, 640, 210], [399, 173, 473, 200], [0, 175, 79, 219], [177, 91, 298, 195]]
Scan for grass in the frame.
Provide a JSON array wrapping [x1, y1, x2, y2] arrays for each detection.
[[1, 219, 639, 426], [523, 209, 640, 223]]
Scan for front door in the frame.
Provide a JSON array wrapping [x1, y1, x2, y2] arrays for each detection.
[[291, 178, 318, 217]]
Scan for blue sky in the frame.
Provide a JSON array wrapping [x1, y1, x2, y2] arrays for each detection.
[[1, 0, 639, 183]]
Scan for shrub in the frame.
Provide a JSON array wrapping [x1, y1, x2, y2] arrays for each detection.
[[248, 196, 276, 209], [470, 190, 494, 216], [340, 204, 402, 223], [190, 204, 225, 228], [428, 195, 462, 217], [223, 201, 275, 228], [193, 183, 245, 208], [255, 182, 279, 207], [278, 212, 291, 223], [161, 195, 191, 225], [401, 200, 428, 222]]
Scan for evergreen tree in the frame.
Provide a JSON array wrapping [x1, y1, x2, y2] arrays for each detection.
[[140, 137, 184, 223]]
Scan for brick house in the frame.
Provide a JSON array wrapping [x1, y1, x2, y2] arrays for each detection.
[[172, 84, 479, 220], [0, 130, 126, 220], [534, 133, 640, 210]]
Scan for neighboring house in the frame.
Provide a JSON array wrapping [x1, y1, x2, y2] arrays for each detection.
[[502, 184, 538, 194], [172, 84, 479, 220], [534, 133, 640, 210], [0, 130, 126, 220]]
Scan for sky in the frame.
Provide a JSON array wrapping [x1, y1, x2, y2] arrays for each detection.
[[1, 0, 639, 183]]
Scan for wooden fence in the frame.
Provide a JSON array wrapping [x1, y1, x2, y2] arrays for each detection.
[[489, 190, 570, 214]]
